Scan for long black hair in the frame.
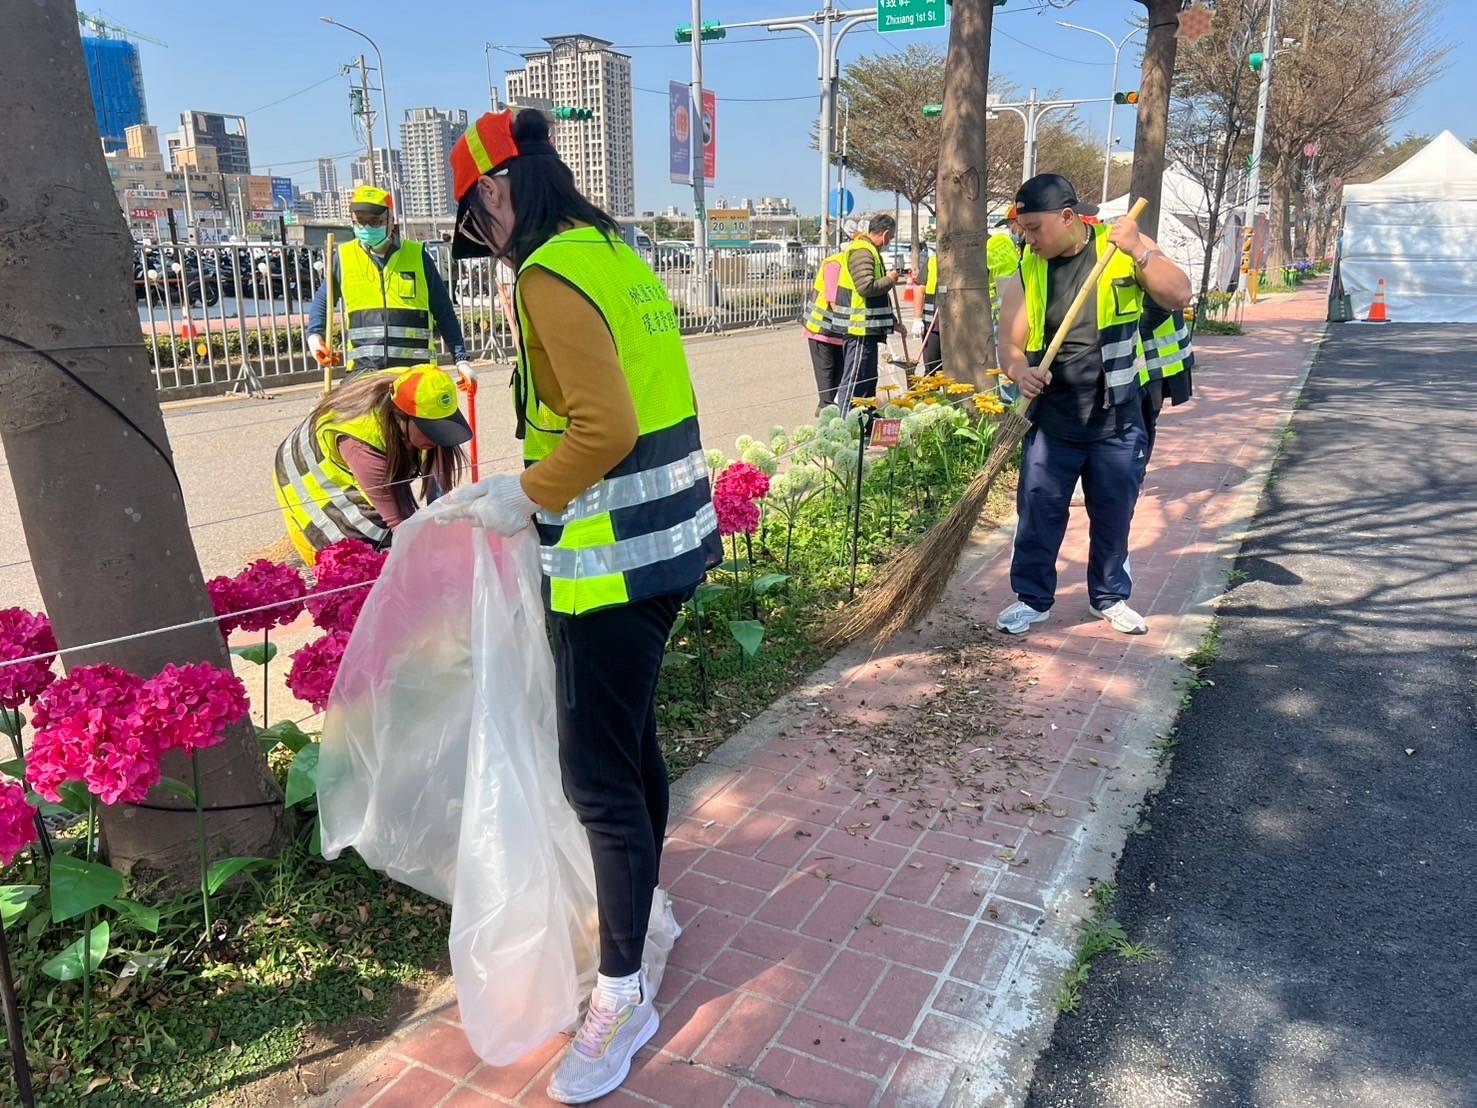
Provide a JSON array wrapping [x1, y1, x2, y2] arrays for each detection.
[[499, 110, 621, 263]]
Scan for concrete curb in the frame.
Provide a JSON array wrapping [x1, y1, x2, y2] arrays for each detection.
[[955, 315, 1331, 1108]]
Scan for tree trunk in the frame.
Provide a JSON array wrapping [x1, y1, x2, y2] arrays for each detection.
[[1129, 0, 1183, 239], [1266, 170, 1292, 274], [936, 0, 995, 387], [1197, 132, 1240, 310], [0, 0, 284, 882]]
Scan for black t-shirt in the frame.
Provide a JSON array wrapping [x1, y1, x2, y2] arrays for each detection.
[[1032, 235, 1142, 443]]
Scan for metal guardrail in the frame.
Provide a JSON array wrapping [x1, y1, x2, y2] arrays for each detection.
[[136, 241, 826, 396]]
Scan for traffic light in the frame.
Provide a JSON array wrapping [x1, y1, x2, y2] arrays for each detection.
[[675, 20, 726, 43], [1113, 90, 1140, 106], [922, 103, 943, 119], [553, 106, 594, 121], [1249, 51, 1265, 73]]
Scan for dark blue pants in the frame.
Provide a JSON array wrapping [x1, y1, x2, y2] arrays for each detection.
[[1010, 423, 1149, 613]]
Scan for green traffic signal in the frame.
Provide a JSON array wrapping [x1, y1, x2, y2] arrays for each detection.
[[1113, 90, 1140, 106], [553, 106, 594, 121], [675, 20, 726, 43], [1249, 51, 1265, 72], [922, 104, 943, 119]]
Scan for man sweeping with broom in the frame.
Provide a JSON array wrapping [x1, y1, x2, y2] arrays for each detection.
[[996, 174, 1191, 637]]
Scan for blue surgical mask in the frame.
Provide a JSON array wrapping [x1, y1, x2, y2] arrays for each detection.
[[355, 224, 389, 249]]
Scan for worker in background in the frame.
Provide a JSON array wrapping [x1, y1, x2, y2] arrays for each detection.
[[997, 174, 1191, 638], [919, 248, 941, 375], [437, 109, 722, 1105], [1137, 298, 1195, 461], [834, 213, 901, 410], [306, 185, 473, 383], [802, 246, 847, 410], [274, 365, 470, 566]]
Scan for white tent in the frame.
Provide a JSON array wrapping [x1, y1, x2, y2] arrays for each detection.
[[1100, 165, 1238, 295], [1340, 130, 1477, 323]]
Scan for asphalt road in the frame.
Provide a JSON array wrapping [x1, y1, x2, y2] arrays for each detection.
[[1026, 324, 1477, 1108], [0, 326, 907, 612]]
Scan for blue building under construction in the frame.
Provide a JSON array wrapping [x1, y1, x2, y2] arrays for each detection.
[[83, 34, 148, 152]]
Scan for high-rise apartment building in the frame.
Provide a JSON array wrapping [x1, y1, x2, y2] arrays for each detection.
[[317, 157, 341, 197], [504, 35, 634, 217], [166, 111, 250, 176], [351, 148, 404, 196], [400, 108, 469, 220], [82, 33, 148, 152]]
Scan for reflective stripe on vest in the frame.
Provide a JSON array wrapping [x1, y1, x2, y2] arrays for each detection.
[[1138, 312, 1194, 381], [273, 408, 391, 565], [837, 238, 895, 337], [801, 253, 847, 337], [337, 240, 434, 373], [513, 226, 722, 615], [922, 254, 938, 328], [1020, 223, 1145, 408]]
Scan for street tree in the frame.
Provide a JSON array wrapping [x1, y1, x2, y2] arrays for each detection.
[[833, 44, 945, 275], [0, 0, 284, 881], [1128, 0, 1186, 238], [935, 0, 996, 388]]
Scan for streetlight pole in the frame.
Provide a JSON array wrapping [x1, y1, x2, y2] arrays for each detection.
[[1241, 0, 1277, 293], [483, 43, 502, 110], [1057, 21, 1143, 202], [987, 90, 1111, 183], [691, 0, 709, 308], [322, 17, 397, 215]]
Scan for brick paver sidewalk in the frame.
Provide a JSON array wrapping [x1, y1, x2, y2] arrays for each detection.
[[318, 284, 1329, 1108]]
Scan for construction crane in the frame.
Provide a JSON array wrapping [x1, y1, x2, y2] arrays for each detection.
[[77, 9, 168, 48]]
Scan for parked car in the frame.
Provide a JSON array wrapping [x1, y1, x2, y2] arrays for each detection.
[[743, 239, 806, 279], [655, 240, 692, 269], [617, 221, 657, 264]]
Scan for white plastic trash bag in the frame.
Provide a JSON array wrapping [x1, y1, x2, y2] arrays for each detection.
[[317, 510, 676, 1066]]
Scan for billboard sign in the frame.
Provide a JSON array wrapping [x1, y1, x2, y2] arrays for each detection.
[[669, 81, 716, 187]]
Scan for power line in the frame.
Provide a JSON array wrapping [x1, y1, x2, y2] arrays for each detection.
[[633, 85, 815, 104], [992, 26, 1112, 66], [242, 71, 343, 116]]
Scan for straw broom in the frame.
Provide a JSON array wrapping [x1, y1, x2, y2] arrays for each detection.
[[830, 197, 1149, 645]]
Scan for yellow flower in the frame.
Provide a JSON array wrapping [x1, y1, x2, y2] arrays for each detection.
[[893, 397, 916, 410], [973, 395, 1005, 415], [878, 383, 902, 396], [986, 368, 1007, 377], [922, 396, 940, 406], [947, 383, 976, 395], [850, 396, 878, 409]]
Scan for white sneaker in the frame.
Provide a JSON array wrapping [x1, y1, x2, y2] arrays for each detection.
[[1092, 601, 1148, 635], [660, 890, 683, 941], [997, 600, 1050, 635], [547, 972, 659, 1105]]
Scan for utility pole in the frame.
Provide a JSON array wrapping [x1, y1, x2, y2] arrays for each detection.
[[935, 0, 996, 389], [690, 0, 709, 311], [1242, 0, 1277, 294], [483, 43, 503, 109], [1, 0, 283, 881], [352, 54, 378, 188], [181, 159, 196, 244]]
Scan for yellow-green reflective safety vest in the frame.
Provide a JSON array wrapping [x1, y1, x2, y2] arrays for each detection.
[[802, 252, 847, 338], [987, 232, 1021, 323], [835, 237, 895, 337], [338, 239, 434, 373], [1138, 304, 1194, 386], [1020, 223, 1145, 407], [274, 405, 391, 566], [922, 253, 939, 332], [514, 226, 722, 616]]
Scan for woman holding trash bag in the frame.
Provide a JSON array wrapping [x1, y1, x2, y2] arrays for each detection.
[[274, 365, 471, 566], [437, 109, 722, 1105]]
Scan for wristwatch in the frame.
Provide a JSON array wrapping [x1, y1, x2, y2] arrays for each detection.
[[1135, 246, 1160, 269]]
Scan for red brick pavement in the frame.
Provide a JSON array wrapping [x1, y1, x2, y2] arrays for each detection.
[[318, 285, 1328, 1108]]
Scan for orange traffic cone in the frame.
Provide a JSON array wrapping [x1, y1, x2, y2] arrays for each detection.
[[1366, 278, 1389, 323]]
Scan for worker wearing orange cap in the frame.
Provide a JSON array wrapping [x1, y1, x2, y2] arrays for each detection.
[[306, 184, 472, 382], [435, 109, 721, 1104]]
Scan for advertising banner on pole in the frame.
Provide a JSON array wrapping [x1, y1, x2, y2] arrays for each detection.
[[669, 81, 717, 187]]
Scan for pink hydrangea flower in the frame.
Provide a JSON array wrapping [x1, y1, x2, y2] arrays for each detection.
[[209, 560, 308, 637], [134, 663, 251, 755], [712, 463, 771, 537], [0, 780, 37, 867], [287, 631, 350, 712], [27, 665, 155, 806], [0, 608, 58, 710], [307, 540, 386, 634]]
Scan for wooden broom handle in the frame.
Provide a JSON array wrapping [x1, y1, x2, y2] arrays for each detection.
[[1036, 196, 1151, 377]]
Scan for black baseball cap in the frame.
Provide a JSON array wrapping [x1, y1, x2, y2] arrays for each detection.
[[1013, 173, 1099, 218]]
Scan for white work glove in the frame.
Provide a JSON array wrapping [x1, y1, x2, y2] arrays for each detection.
[[910, 319, 924, 340], [308, 333, 327, 357], [436, 474, 538, 536], [455, 359, 474, 387]]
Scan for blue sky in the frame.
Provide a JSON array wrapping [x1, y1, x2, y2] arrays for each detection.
[[103, 0, 1471, 214]]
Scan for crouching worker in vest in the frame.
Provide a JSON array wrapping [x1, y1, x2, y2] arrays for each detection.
[[997, 174, 1191, 639], [436, 109, 722, 1105], [306, 185, 474, 385], [274, 365, 471, 566]]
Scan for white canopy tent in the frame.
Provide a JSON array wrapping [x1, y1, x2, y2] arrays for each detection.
[[1340, 130, 1477, 323], [1100, 165, 1239, 296]]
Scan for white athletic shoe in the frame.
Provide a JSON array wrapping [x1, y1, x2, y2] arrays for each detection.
[[660, 890, 683, 941], [1092, 601, 1148, 635], [997, 600, 1050, 635], [547, 971, 660, 1105]]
